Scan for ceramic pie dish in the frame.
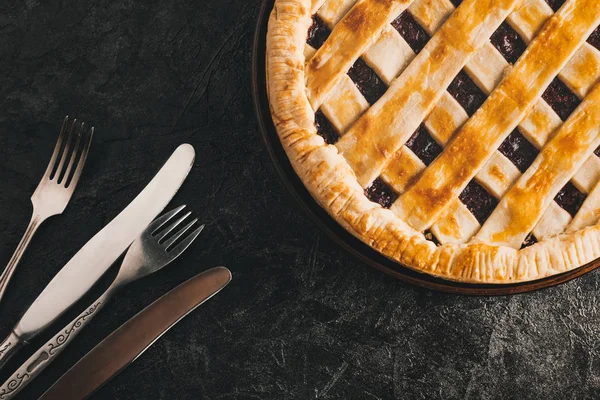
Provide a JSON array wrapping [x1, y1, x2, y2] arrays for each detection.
[[265, 0, 600, 284]]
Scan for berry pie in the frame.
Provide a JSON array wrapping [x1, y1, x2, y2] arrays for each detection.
[[266, 0, 600, 282]]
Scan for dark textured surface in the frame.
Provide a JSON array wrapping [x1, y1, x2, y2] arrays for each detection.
[[0, 1, 600, 399]]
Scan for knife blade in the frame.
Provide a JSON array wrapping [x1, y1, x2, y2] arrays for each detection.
[[39, 266, 232, 400], [0, 144, 195, 368]]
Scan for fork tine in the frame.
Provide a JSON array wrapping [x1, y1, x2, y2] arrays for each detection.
[[167, 224, 205, 257], [42, 116, 69, 179], [163, 218, 198, 248], [61, 123, 84, 186], [147, 206, 186, 234], [52, 119, 77, 181], [66, 126, 93, 188], [156, 212, 192, 241]]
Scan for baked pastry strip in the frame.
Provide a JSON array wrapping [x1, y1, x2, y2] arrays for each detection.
[[310, 0, 600, 244], [391, 0, 600, 188], [569, 182, 600, 232], [391, 0, 600, 244], [311, 0, 327, 14], [316, 0, 416, 86], [335, 0, 523, 187], [510, 0, 600, 98], [314, 55, 484, 244], [398, 1, 514, 244], [317, 0, 358, 27], [321, 74, 370, 133], [305, 0, 414, 110], [500, 0, 600, 238], [476, 83, 600, 248], [411, 3, 600, 170], [425, 73, 599, 243], [392, 0, 600, 232], [316, 3, 600, 171], [414, 0, 600, 99], [311, 0, 600, 245], [420, 0, 600, 242], [316, 0, 600, 110]]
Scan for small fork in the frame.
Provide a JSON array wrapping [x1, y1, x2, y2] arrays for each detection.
[[0, 206, 204, 399], [0, 117, 93, 303]]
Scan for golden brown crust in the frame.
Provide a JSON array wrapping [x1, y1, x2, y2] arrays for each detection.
[[305, 0, 411, 110], [477, 84, 600, 248], [266, 0, 600, 283], [393, 0, 600, 231], [335, 0, 524, 188]]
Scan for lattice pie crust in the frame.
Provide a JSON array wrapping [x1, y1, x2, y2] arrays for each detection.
[[266, 0, 600, 283]]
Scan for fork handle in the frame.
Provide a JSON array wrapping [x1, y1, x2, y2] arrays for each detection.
[[0, 215, 42, 304], [0, 290, 112, 399]]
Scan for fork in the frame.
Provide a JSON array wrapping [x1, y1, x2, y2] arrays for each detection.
[[0, 206, 204, 399], [0, 117, 93, 303]]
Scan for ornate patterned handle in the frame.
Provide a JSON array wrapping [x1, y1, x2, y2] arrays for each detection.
[[0, 292, 110, 399], [0, 215, 41, 304], [0, 331, 23, 371]]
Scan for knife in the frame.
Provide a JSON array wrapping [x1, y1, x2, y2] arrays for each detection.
[[39, 266, 232, 400], [0, 144, 195, 368]]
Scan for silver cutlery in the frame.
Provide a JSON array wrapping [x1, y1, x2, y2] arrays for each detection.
[[0, 144, 195, 368], [40, 266, 231, 400], [0, 206, 204, 399], [0, 117, 93, 304]]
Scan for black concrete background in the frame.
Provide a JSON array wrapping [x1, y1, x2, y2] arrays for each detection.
[[0, 1, 599, 399]]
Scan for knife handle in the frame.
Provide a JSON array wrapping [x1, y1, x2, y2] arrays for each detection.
[[0, 331, 24, 371], [0, 291, 111, 400]]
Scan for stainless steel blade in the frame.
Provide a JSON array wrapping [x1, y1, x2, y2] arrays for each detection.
[[17, 144, 195, 339], [39, 267, 231, 400]]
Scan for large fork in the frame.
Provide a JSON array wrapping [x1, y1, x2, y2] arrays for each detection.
[[0, 117, 93, 303]]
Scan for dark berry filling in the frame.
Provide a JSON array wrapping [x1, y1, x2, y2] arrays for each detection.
[[555, 182, 586, 217], [459, 181, 499, 224], [307, 16, 330, 49], [490, 23, 527, 64], [405, 125, 443, 165], [391, 11, 430, 54], [447, 70, 487, 116], [545, 0, 565, 12], [424, 230, 441, 246], [588, 26, 600, 52], [542, 78, 581, 121], [498, 130, 539, 173], [347, 58, 388, 104], [314, 110, 340, 145], [365, 178, 398, 208], [521, 233, 538, 249]]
